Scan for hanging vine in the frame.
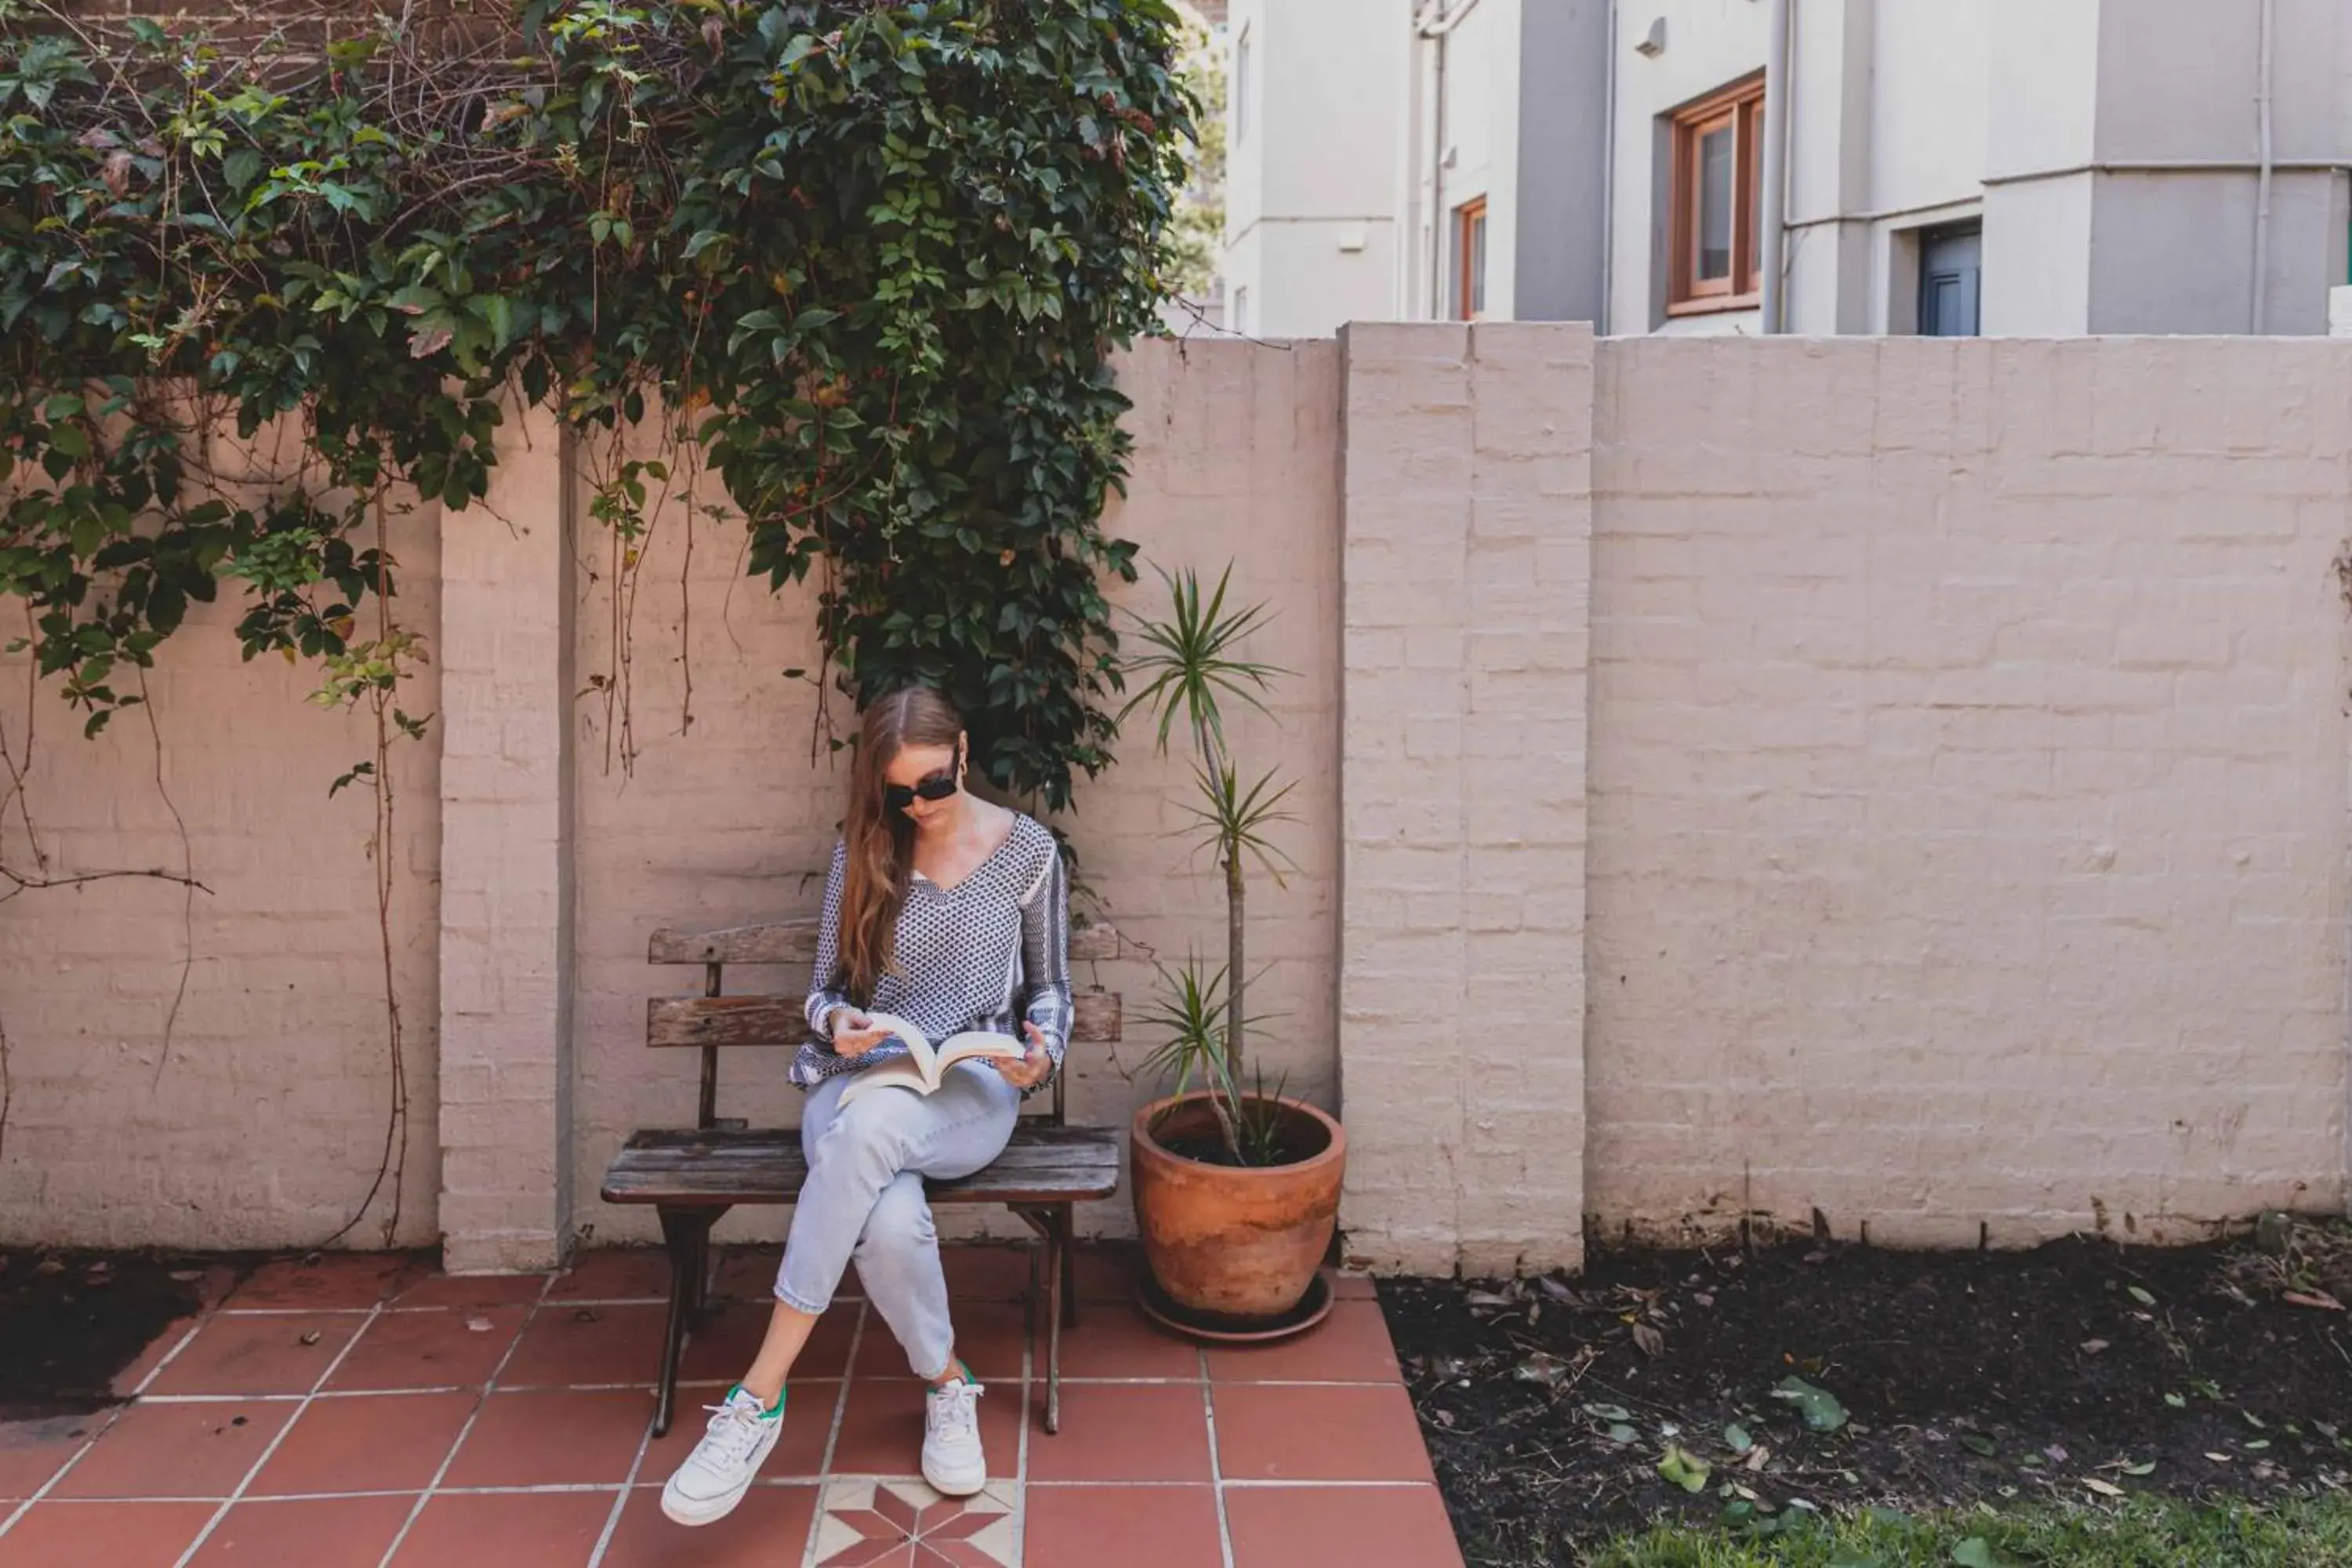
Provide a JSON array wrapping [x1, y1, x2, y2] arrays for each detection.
[[0, 0, 1191, 1235], [1, 0, 1187, 798]]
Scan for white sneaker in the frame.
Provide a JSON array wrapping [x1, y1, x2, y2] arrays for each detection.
[[922, 1376, 987, 1496], [661, 1385, 784, 1526]]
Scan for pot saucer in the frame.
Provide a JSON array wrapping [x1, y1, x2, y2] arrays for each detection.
[[1134, 1269, 1334, 1344]]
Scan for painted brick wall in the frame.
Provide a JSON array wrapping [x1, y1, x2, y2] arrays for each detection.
[[1586, 336, 2352, 1247], [1337, 323, 1595, 1279], [0, 424, 443, 1250], [9, 332, 2351, 1267], [565, 340, 1344, 1246]]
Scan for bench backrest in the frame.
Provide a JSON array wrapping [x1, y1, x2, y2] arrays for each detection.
[[645, 916, 1123, 1129]]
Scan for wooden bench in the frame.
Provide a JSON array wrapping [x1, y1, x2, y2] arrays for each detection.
[[600, 915, 1125, 1437]]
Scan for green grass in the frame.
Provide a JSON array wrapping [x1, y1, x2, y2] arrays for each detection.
[[1581, 1496, 2352, 1568]]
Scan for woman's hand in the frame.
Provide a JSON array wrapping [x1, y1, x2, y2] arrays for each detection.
[[993, 1022, 1055, 1091], [826, 1007, 891, 1057]]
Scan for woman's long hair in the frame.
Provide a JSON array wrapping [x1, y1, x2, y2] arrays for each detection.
[[836, 685, 966, 1001]]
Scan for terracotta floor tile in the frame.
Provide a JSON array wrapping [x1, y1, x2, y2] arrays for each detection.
[[394, 1272, 550, 1308], [939, 1245, 1033, 1301], [111, 1317, 205, 1397], [1073, 1243, 1144, 1304], [145, 1313, 362, 1396], [1330, 1272, 1380, 1301], [441, 1390, 651, 1487], [1025, 1384, 1210, 1482], [499, 1303, 666, 1388], [246, 1392, 477, 1497], [328, 1306, 528, 1391], [601, 1480, 818, 1567], [1207, 1301, 1401, 1383], [830, 1377, 1021, 1479], [184, 1494, 419, 1568], [1053, 1300, 1201, 1380], [639, 1382, 834, 1481], [0, 1500, 215, 1567], [0, 1412, 105, 1500], [854, 1300, 1026, 1381], [230, 1254, 424, 1310], [387, 1490, 614, 1568], [1224, 1483, 1465, 1568], [680, 1300, 856, 1382], [1023, 1485, 1222, 1568], [54, 1399, 294, 1499], [1213, 1385, 1434, 1483], [547, 1249, 673, 1302]]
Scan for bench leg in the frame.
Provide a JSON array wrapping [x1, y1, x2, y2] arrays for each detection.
[[1008, 1204, 1067, 1435], [1058, 1207, 1080, 1333], [654, 1209, 713, 1439], [1043, 1207, 1069, 1435]]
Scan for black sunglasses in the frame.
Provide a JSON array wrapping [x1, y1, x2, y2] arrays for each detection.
[[884, 769, 959, 811]]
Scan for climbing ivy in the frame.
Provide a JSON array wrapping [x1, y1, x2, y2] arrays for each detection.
[[0, 0, 1191, 806]]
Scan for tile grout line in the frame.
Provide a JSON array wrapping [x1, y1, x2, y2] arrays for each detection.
[[1200, 1345, 1238, 1568], [9, 1474, 1449, 1507], [581, 1388, 659, 1566], [168, 1293, 392, 1568], [802, 1297, 867, 1568], [371, 1269, 561, 1568], [0, 1305, 194, 1543], [0, 1273, 295, 1544], [1011, 1272, 1035, 1568]]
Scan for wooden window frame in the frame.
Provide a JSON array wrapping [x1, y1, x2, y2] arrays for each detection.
[[1668, 74, 1766, 316], [1454, 196, 1488, 321]]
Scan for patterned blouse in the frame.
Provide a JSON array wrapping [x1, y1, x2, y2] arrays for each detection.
[[790, 814, 1073, 1094]]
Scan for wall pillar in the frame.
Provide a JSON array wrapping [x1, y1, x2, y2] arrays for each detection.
[[437, 400, 576, 1272], [1337, 322, 1594, 1278]]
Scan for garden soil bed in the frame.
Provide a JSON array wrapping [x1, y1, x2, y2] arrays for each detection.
[[1378, 1223, 2352, 1566], [0, 1248, 241, 1418]]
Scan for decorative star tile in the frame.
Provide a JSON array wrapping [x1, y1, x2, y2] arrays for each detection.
[[811, 1478, 1018, 1568]]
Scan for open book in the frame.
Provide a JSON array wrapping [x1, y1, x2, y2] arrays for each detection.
[[836, 1012, 1025, 1105]]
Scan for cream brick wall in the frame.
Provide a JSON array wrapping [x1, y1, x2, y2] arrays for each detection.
[[1586, 336, 2352, 1247], [438, 400, 576, 1272], [0, 425, 443, 1250], [9, 333, 2350, 1267], [565, 340, 1344, 1247], [1338, 323, 1594, 1279]]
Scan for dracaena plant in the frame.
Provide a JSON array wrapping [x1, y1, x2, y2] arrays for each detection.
[[1121, 563, 1298, 1163]]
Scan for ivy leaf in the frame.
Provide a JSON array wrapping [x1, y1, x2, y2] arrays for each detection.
[[1771, 1377, 1849, 1432], [223, 149, 263, 190], [1656, 1443, 1711, 1494]]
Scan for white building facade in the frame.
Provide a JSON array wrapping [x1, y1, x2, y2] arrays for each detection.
[[1225, 0, 2352, 339]]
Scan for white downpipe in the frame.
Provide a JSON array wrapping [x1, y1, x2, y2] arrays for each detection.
[[1759, 0, 1793, 333], [1416, 0, 1483, 319], [1599, 0, 1617, 334], [2252, 0, 2275, 333]]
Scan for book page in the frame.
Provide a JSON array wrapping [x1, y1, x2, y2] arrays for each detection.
[[935, 1031, 1025, 1070], [837, 1054, 932, 1106], [863, 1012, 937, 1079]]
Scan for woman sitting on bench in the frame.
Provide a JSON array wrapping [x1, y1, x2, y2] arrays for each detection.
[[662, 684, 1069, 1526]]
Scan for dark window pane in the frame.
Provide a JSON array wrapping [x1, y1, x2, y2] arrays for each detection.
[[1698, 124, 1733, 281], [1470, 213, 1486, 314]]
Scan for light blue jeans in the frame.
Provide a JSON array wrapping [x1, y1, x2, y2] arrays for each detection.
[[775, 1060, 1021, 1379]]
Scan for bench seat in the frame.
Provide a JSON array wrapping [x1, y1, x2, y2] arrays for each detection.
[[601, 1124, 1122, 1208]]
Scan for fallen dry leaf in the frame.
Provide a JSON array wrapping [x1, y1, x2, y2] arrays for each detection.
[[2282, 1290, 2346, 1312]]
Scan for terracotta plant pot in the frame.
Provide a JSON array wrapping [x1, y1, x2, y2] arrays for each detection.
[[1129, 1092, 1348, 1320]]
